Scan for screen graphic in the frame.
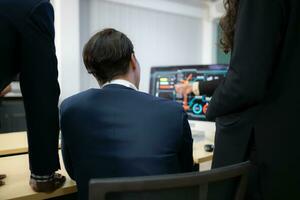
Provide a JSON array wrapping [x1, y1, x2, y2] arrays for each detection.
[[149, 65, 228, 121]]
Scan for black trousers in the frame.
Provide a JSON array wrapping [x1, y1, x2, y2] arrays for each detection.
[[207, 129, 262, 200], [0, 71, 60, 175], [0, 1, 61, 175]]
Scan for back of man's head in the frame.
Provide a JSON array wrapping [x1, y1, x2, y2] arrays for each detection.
[[83, 28, 134, 85]]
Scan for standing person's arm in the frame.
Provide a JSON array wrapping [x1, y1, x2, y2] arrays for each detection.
[[0, 85, 12, 97], [175, 78, 224, 98], [178, 112, 194, 172], [206, 0, 285, 121], [193, 79, 225, 97], [19, 1, 65, 191]]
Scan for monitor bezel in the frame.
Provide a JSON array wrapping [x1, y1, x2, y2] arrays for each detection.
[[149, 64, 229, 94], [149, 64, 229, 121]]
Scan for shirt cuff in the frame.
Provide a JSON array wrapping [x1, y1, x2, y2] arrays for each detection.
[[192, 82, 200, 96]]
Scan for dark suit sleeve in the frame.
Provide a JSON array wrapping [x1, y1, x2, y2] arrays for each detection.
[[178, 112, 194, 172], [206, 0, 284, 121], [19, 2, 61, 174], [199, 79, 224, 97]]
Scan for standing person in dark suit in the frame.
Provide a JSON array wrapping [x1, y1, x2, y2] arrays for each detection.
[[60, 28, 194, 199], [176, 0, 300, 199], [206, 0, 299, 199], [0, 0, 65, 191]]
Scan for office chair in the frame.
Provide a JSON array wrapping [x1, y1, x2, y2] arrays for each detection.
[[89, 161, 252, 200]]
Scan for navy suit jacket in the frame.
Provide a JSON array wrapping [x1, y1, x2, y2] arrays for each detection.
[[206, 0, 300, 199], [60, 84, 194, 199]]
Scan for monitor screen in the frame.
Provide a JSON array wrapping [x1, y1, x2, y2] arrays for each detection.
[[149, 65, 228, 121]]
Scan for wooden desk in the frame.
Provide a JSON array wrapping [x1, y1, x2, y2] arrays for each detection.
[[0, 134, 212, 199], [0, 132, 61, 157], [0, 132, 28, 156], [0, 132, 213, 164], [193, 140, 214, 164], [0, 131, 213, 162], [0, 152, 77, 200], [0, 132, 213, 163]]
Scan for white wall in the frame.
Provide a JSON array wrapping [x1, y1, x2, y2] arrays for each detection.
[[51, 0, 223, 99], [80, 0, 204, 93], [52, 0, 81, 101]]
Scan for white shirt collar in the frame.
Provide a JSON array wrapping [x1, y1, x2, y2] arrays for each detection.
[[102, 79, 138, 91]]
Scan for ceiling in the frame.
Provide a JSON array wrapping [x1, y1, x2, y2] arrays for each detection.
[[166, 0, 203, 7], [165, 0, 220, 7]]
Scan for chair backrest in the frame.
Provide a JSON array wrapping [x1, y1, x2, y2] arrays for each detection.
[[89, 161, 252, 200]]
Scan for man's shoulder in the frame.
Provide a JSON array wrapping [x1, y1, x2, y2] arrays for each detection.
[[60, 89, 97, 112], [60, 88, 185, 115], [136, 91, 184, 112]]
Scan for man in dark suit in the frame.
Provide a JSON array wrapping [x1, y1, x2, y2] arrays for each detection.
[[60, 28, 194, 200], [0, 0, 65, 191], [204, 0, 300, 199]]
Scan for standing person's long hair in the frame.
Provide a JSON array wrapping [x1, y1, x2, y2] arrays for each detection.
[[220, 0, 239, 53]]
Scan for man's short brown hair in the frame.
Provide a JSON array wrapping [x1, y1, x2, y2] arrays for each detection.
[[83, 28, 134, 85]]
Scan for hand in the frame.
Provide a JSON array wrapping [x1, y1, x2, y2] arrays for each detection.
[[0, 174, 6, 187], [0, 85, 12, 97], [30, 173, 66, 193], [175, 82, 193, 96]]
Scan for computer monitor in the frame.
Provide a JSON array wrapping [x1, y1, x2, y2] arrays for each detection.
[[149, 65, 228, 141]]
